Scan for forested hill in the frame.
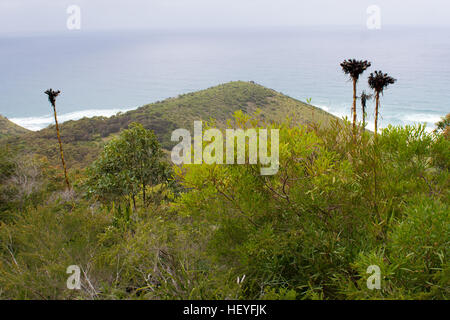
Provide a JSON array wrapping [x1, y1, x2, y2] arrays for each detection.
[[1, 81, 337, 168], [0, 115, 29, 138]]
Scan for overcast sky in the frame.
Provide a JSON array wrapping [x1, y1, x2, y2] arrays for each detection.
[[1, 0, 450, 35]]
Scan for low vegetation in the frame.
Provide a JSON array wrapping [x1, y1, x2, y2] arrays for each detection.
[[0, 79, 448, 300], [0, 115, 29, 138], [0, 107, 448, 299]]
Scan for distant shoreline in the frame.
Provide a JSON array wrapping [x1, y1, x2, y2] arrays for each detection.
[[9, 105, 442, 133], [9, 108, 134, 131]]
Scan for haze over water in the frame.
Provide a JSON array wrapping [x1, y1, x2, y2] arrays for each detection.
[[1, 26, 449, 131]]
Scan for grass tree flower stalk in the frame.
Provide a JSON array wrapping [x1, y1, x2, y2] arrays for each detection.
[[45, 89, 70, 190]]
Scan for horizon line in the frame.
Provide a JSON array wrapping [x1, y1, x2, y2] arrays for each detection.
[[2, 24, 450, 38]]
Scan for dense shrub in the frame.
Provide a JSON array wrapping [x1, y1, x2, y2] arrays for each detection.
[[0, 113, 448, 300]]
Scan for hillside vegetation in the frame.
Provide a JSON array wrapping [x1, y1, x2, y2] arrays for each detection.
[[1, 81, 335, 168], [0, 82, 448, 301], [0, 115, 29, 138]]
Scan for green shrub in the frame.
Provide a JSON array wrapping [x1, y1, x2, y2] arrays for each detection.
[[338, 196, 449, 299]]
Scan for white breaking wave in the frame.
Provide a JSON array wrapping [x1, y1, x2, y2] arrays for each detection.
[[402, 113, 443, 125], [315, 104, 330, 112], [315, 104, 442, 133], [9, 105, 443, 133], [10, 108, 133, 131]]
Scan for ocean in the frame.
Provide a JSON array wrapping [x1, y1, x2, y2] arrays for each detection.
[[1, 26, 449, 131]]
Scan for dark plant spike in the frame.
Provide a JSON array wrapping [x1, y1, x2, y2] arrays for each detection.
[[340, 59, 372, 82], [44, 88, 70, 190], [360, 90, 373, 128], [368, 71, 397, 95], [45, 89, 61, 107], [368, 71, 397, 135], [340, 59, 372, 138]]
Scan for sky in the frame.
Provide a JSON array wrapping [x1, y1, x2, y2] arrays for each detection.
[[1, 0, 450, 35]]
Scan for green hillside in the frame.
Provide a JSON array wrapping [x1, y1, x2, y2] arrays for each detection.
[[3, 81, 337, 168], [0, 82, 448, 301], [0, 115, 29, 138]]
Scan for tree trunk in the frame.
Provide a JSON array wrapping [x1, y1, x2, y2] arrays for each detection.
[[374, 92, 380, 136], [352, 78, 357, 138], [373, 156, 380, 223], [53, 105, 70, 190], [362, 112, 366, 130], [362, 105, 366, 130], [132, 194, 136, 211]]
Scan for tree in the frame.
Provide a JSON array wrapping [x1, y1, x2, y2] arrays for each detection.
[[340, 59, 371, 136], [45, 89, 70, 190], [359, 91, 373, 129], [368, 71, 397, 136], [86, 123, 171, 208]]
